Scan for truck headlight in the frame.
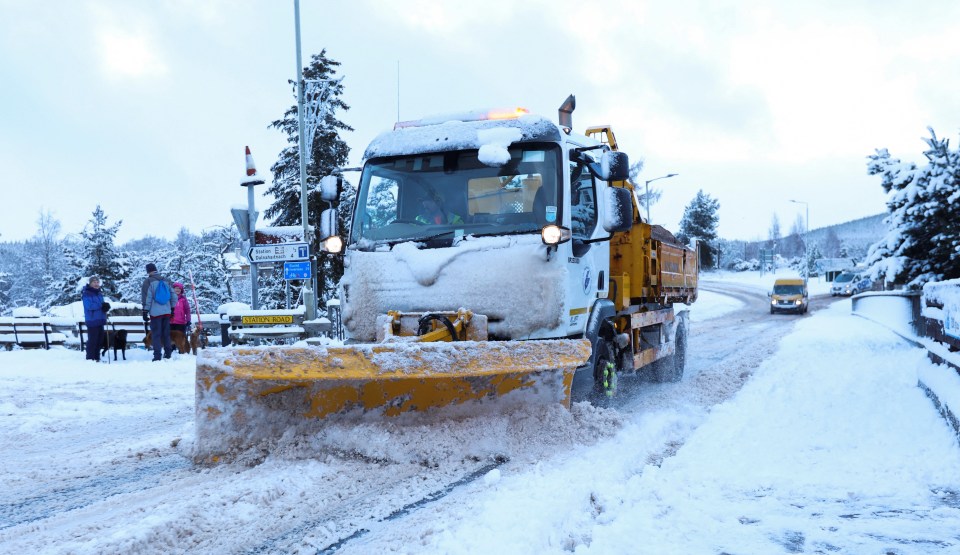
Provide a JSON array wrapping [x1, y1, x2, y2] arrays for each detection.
[[322, 235, 344, 254], [541, 225, 572, 246]]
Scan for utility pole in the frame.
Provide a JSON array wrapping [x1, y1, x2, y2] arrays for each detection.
[[293, 0, 317, 321]]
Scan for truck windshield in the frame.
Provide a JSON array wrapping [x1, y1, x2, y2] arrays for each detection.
[[350, 144, 561, 247]]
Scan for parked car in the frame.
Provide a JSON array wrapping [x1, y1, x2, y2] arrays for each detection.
[[831, 272, 859, 296], [853, 274, 874, 294], [770, 278, 809, 314]]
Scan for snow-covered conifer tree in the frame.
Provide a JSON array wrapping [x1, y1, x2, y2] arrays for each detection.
[[677, 190, 720, 268], [865, 128, 960, 287], [265, 50, 355, 310]]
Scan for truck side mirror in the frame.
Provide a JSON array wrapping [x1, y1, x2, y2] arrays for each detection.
[[599, 151, 630, 181], [320, 175, 342, 204], [603, 187, 633, 233]]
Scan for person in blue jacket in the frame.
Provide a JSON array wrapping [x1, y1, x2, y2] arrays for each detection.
[[81, 276, 109, 362]]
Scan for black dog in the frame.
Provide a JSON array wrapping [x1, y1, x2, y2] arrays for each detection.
[[100, 329, 129, 361]]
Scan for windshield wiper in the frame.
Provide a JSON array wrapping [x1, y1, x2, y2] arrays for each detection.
[[415, 230, 457, 243], [469, 228, 538, 238]]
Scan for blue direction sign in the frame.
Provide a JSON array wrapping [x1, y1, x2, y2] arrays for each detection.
[[283, 260, 312, 280]]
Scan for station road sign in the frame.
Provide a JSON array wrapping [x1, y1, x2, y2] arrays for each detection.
[[247, 242, 309, 263], [283, 260, 312, 280]]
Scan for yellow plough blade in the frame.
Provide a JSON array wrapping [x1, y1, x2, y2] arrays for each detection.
[[195, 339, 591, 463]]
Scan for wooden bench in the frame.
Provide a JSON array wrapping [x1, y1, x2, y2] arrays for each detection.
[[78, 317, 151, 351], [193, 314, 223, 347], [0, 316, 68, 350], [226, 308, 309, 344]]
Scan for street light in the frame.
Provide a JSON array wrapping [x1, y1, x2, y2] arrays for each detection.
[[789, 199, 809, 282], [293, 0, 317, 320], [644, 173, 678, 223]]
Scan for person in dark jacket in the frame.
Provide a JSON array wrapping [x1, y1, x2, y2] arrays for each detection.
[[140, 263, 176, 361], [81, 276, 109, 362]]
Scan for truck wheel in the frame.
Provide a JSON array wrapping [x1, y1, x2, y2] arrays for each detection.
[[589, 340, 617, 407], [651, 321, 686, 383]]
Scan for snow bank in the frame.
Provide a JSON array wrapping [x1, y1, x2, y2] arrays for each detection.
[[851, 291, 919, 338], [418, 302, 960, 555]]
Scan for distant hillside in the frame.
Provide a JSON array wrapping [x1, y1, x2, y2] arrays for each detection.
[[806, 213, 886, 250], [731, 213, 887, 265]]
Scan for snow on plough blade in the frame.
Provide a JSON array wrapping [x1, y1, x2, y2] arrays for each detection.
[[194, 339, 591, 463]]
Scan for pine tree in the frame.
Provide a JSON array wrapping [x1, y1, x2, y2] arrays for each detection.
[[265, 49, 355, 309], [677, 190, 721, 268], [78, 206, 129, 300], [865, 128, 960, 287], [805, 242, 824, 278]]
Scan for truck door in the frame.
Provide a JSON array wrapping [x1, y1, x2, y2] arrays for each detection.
[[566, 160, 610, 332]]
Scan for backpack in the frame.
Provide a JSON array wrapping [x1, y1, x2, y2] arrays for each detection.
[[154, 280, 171, 305]]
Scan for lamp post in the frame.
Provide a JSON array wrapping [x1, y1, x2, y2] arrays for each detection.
[[643, 173, 678, 223], [293, 0, 317, 320], [789, 199, 809, 282]]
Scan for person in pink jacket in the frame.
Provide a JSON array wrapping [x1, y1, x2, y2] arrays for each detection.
[[170, 282, 192, 334]]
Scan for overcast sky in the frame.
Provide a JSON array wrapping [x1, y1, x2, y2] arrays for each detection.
[[2, 0, 958, 245]]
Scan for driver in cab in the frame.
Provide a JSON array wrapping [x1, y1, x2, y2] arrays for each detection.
[[416, 190, 464, 225]]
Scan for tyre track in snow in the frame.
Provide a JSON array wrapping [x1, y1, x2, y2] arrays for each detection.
[[244, 457, 507, 555], [0, 453, 193, 530]]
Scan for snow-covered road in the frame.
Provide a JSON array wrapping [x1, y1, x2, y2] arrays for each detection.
[[2, 277, 959, 554]]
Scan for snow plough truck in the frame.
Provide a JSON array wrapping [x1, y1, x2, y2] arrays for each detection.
[[195, 96, 698, 462]]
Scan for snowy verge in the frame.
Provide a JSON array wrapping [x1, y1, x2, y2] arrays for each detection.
[[852, 291, 960, 440]]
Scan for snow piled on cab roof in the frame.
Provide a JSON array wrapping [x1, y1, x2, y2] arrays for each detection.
[[363, 114, 564, 160]]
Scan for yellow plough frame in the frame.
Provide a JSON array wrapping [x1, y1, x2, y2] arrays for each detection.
[[195, 338, 591, 463]]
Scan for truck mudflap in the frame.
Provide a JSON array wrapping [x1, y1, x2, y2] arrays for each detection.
[[194, 339, 591, 463]]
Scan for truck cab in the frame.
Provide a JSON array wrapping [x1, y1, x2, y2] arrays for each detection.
[[337, 109, 632, 343], [770, 278, 808, 314], [318, 102, 696, 403]]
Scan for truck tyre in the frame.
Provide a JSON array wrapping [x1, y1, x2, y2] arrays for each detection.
[[651, 320, 686, 383], [589, 339, 617, 407]]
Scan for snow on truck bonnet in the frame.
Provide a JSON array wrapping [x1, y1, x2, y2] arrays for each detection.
[[340, 235, 566, 342]]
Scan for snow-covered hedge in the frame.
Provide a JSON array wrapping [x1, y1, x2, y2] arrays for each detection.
[[923, 278, 960, 340]]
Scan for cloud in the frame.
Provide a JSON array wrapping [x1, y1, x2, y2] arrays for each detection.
[[96, 26, 168, 80]]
